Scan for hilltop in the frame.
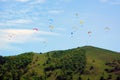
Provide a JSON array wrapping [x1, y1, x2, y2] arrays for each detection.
[[0, 46, 120, 80]]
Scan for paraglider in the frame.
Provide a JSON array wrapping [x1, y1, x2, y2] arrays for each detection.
[[8, 34, 16, 40], [70, 32, 74, 37], [49, 25, 54, 29], [105, 27, 110, 31], [49, 25, 54, 32], [71, 32, 73, 35], [75, 13, 79, 17], [33, 28, 39, 31], [80, 20, 84, 26], [88, 31, 92, 37], [43, 41, 47, 47], [48, 19, 53, 22], [48, 19, 53, 24]]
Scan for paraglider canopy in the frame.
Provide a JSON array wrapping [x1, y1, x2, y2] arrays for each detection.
[[48, 19, 53, 22], [48, 19, 53, 24], [70, 32, 74, 38], [33, 28, 39, 31], [8, 33, 16, 40], [49, 25, 54, 29], [105, 27, 110, 30], [71, 32, 74, 35], [80, 20, 84, 25], [88, 31, 92, 37], [49, 25, 54, 32], [75, 13, 79, 17], [88, 31, 92, 34]]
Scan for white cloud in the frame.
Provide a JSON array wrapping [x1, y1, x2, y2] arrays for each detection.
[[100, 0, 109, 3], [0, 28, 59, 50], [16, 0, 29, 2], [0, 29, 40, 43], [0, 0, 7, 1], [111, 1, 120, 5], [59, 0, 72, 2], [0, 19, 32, 26], [29, 0, 46, 4], [0, 0, 29, 2], [48, 10, 64, 14], [0, 29, 59, 43], [8, 19, 32, 24], [16, 0, 46, 4], [100, 0, 120, 5], [0, 0, 46, 4]]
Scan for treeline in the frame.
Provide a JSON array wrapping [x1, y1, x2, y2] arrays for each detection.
[[0, 52, 34, 80]]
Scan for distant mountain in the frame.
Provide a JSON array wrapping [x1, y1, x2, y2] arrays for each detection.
[[0, 46, 120, 80]]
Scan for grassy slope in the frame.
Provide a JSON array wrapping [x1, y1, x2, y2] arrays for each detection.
[[21, 53, 47, 79], [21, 46, 120, 80], [81, 46, 120, 80]]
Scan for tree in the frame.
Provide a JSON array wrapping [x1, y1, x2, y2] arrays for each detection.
[[107, 75, 112, 80], [78, 76, 82, 80], [100, 76, 105, 80], [90, 66, 94, 70], [88, 78, 90, 80], [116, 76, 120, 80]]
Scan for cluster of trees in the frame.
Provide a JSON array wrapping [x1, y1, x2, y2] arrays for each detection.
[[99, 75, 120, 80], [105, 60, 120, 73], [44, 49, 86, 80], [99, 59, 120, 80], [0, 49, 87, 80], [0, 52, 34, 80]]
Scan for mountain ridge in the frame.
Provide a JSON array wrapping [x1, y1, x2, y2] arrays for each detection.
[[0, 46, 120, 80]]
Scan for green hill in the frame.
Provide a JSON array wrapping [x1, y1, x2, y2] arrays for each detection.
[[0, 46, 120, 80]]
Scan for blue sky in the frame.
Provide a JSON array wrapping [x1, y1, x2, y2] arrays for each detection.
[[0, 0, 120, 56]]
